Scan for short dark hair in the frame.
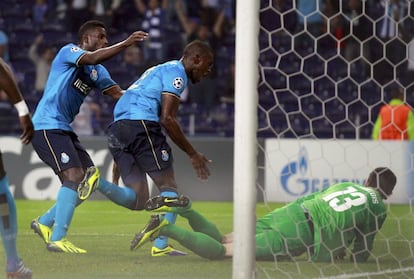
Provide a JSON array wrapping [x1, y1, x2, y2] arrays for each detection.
[[366, 167, 396, 199], [183, 40, 213, 58], [78, 20, 106, 43]]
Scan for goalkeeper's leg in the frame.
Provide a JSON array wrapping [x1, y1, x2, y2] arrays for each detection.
[[179, 208, 223, 242], [160, 224, 226, 260], [146, 194, 224, 243]]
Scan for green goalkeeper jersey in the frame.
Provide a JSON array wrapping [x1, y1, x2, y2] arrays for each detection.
[[302, 182, 387, 262]]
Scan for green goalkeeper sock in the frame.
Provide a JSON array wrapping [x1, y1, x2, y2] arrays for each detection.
[[161, 225, 225, 260], [180, 209, 223, 242]]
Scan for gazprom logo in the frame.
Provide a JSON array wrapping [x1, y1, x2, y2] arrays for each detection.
[[279, 146, 365, 196]]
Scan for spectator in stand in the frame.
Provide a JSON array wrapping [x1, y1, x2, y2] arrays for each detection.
[[121, 44, 152, 77], [175, 0, 226, 113], [293, 0, 326, 54], [175, 0, 226, 46], [400, 2, 414, 86], [372, 85, 414, 140], [66, 0, 92, 33], [209, 0, 235, 23], [373, 0, 407, 84], [28, 35, 55, 97], [261, 0, 296, 36], [343, 0, 373, 76], [91, 0, 122, 31], [134, 0, 167, 63], [295, 0, 325, 38], [71, 95, 102, 136], [32, 0, 49, 31], [220, 61, 234, 103]]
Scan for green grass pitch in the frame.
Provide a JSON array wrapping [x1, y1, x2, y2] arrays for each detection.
[[0, 200, 413, 279]]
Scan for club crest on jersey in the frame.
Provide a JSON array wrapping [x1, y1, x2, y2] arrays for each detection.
[[161, 150, 169, 161], [61, 152, 70, 164], [70, 46, 81, 53], [173, 77, 184, 89], [90, 69, 98, 81]]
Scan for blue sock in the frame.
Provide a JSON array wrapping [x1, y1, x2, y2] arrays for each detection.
[[153, 191, 178, 249], [97, 178, 137, 209], [0, 175, 19, 263], [39, 205, 56, 227], [39, 197, 83, 227], [51, 187, 78, 241]]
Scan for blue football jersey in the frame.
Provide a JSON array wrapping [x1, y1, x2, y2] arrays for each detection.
[[32, 43, 117, 131], [113, 60, 187, 122]]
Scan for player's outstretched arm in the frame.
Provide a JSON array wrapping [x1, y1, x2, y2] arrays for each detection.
[[0, 58, 34, 144], [79, 31, 149, 65]]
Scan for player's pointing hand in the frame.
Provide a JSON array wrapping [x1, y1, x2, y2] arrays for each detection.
[[126, 31, 149, 45]]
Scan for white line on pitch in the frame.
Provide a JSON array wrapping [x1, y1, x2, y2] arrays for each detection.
[[316, 266, 414, 279]]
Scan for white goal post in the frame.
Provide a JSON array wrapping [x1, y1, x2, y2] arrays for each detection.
[[232, 0, 260, 278]]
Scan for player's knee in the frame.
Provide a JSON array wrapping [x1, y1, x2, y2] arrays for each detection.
[[62, 167, 88, 185], [62, 180, 79, 191]]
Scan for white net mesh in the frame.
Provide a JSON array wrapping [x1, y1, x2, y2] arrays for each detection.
[[256, 0, 414, 278]]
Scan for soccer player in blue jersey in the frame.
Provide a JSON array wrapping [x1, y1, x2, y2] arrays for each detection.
[[0, 57, 33, 278], [29, 20, 149, 253], [132, 167, 396, 263], [107, 40, 213, 256]]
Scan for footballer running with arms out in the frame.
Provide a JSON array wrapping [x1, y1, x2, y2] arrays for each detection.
[[107, 39, 213, 256], [131, 167, 396, 262], [0, 57, 33, 278], [29, 20, 149, 253]]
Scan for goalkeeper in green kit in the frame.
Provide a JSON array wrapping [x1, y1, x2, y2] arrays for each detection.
[[130, 167, 396, 262]]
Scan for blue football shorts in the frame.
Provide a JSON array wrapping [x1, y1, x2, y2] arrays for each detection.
[[32, 129, 94, 174], [107, 119, 173, 185]]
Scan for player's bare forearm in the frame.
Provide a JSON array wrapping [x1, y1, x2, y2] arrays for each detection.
[[162, 117, 211, 181], [0, 58, 34, 144], [162, 117, 196, 156], [79, 31, 148, 65]]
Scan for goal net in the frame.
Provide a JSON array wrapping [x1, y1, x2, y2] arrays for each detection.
[[233, 0, 414, 278]]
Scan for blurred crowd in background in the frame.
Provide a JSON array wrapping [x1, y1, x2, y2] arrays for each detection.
[[0, 0, 413, 139], [0, 0, 236, 136]]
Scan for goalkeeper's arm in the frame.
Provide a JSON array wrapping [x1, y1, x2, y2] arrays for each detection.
[[350, 230, 375, 263]]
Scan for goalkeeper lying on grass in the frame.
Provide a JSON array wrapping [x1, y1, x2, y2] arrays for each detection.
[[131, 167, 396, 262]]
